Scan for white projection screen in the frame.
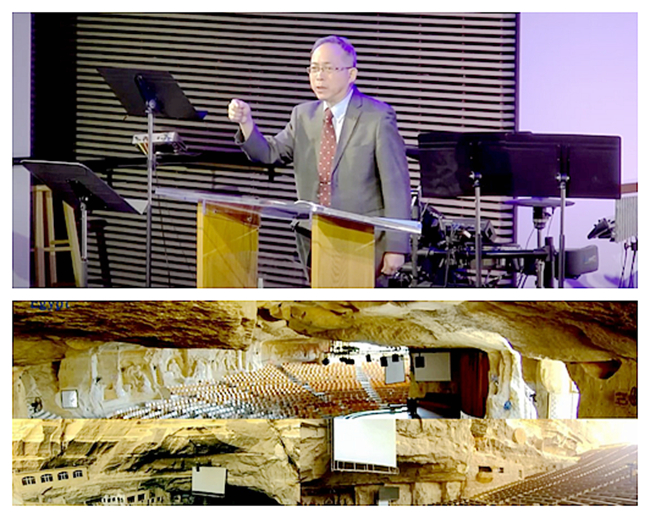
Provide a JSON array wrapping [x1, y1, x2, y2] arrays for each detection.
[[413, 352, 451, 382], [192, 466, 227, 496], [333, 418, 397, 468], [385, 357, 405, 384]]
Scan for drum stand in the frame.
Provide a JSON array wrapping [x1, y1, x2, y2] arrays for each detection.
[[556, 171, 569, 288], [532, 206, 551, 288], [507, 197, 575, 288]]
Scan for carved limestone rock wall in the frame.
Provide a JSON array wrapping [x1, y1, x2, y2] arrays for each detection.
[[13, 301, 259, 355], [16, 342, 267, 418], [12, 419, 300, 505], [300, 419, 619, 504], [567, 359, 637, 418], [260, 301, 636, 417], [13, 301, 637, 418]]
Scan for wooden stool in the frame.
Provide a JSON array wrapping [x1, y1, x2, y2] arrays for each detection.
[[31, 185, 82, 287]]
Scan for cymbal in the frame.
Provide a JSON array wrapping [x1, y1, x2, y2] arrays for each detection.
[[504, 197, 575, 208]]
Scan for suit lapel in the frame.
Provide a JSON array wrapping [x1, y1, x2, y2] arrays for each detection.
[[307, 101, 322, 145], [332, 87, 362, 173]]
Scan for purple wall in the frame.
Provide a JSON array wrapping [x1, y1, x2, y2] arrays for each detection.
[[518, 13, 637, 288]]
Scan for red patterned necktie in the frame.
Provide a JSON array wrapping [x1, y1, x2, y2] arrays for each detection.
[[318, 107, 336, 206]]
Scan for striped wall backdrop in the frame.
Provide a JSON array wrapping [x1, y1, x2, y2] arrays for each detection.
[[50, 12, 519, 287]]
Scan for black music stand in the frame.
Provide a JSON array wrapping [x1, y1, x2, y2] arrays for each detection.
[[22, 160, 147, 287], [477, 133, 620, 287], [418, 131, 621, 288], [98, 67, 207, 287], [417, 132, 511, 287]]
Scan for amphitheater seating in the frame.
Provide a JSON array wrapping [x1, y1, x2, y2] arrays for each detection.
[[445, 444, 638, 506], [108, 358, 410, 419]]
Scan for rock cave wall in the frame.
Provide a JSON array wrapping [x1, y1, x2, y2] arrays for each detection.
[[13, 301, 637, 418], [12, 419, 301, 505], [299, 419, 619, 505]]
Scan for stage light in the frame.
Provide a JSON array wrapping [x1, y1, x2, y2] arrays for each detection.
[[322, 358, 330, 365]]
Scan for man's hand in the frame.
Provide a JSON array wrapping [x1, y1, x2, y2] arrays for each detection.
[[381, 252, 405, 276], [227, 99, 254, 140]]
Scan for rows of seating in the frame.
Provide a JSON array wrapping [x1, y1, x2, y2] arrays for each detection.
[[108, 358, 411, 420], [447, 444, 638, 506], [283, 361, 380, 415]]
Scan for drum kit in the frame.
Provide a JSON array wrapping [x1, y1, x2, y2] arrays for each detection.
[[407, 196, 573, 288]]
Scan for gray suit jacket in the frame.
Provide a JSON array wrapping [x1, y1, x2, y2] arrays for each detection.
[[236, 86, 412, 254]]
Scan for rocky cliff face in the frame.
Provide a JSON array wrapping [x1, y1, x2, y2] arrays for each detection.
[[12, 418, 635, 506], [300, 418, 635, 505], [13, 301, 637, 418], [12, 419, 300, 505]]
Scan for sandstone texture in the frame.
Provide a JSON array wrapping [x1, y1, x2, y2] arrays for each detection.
[[13, 301, 637, 418], [13, 418, 636, 506], [12, 419, 300, 505], [299, 418, 632, 505]]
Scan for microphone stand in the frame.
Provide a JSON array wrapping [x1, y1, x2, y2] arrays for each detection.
[[135, 74, 159, 288], [470, 170, 483, 287], [556, 170, 569, 288]]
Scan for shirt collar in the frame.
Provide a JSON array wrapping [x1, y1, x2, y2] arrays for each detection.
[[324, 88, 354, 121]]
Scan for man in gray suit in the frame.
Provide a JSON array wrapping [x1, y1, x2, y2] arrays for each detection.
[[228, 35, 411, 280]]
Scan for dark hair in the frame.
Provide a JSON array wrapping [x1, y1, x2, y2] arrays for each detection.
[[311, 35, 357, 67]]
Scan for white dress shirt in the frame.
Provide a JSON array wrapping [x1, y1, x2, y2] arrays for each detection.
[[324, 88, 354, 142]]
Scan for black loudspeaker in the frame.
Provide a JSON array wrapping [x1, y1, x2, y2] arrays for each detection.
[[392, 354, 399, 363], [366, 354, 372, 362], [415, 355, 425, 368], [380, 356, 388, 367]]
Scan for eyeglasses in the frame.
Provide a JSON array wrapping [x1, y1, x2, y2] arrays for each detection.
[[306, 65, 354, 75]]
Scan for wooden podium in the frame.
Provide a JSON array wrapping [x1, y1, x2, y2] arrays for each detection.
[[157, 188, 420, 288]]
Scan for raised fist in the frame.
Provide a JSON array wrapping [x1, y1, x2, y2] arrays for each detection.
[[228, 98, 252, 124]]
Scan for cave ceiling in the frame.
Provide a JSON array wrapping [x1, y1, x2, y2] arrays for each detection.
[[13, 301, 637, 366]]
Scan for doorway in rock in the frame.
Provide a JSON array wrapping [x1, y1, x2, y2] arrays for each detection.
[[410, 348, 490, 418]]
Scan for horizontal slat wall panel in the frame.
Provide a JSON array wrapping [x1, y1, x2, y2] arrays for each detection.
[[70, 12, 518, 287]]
